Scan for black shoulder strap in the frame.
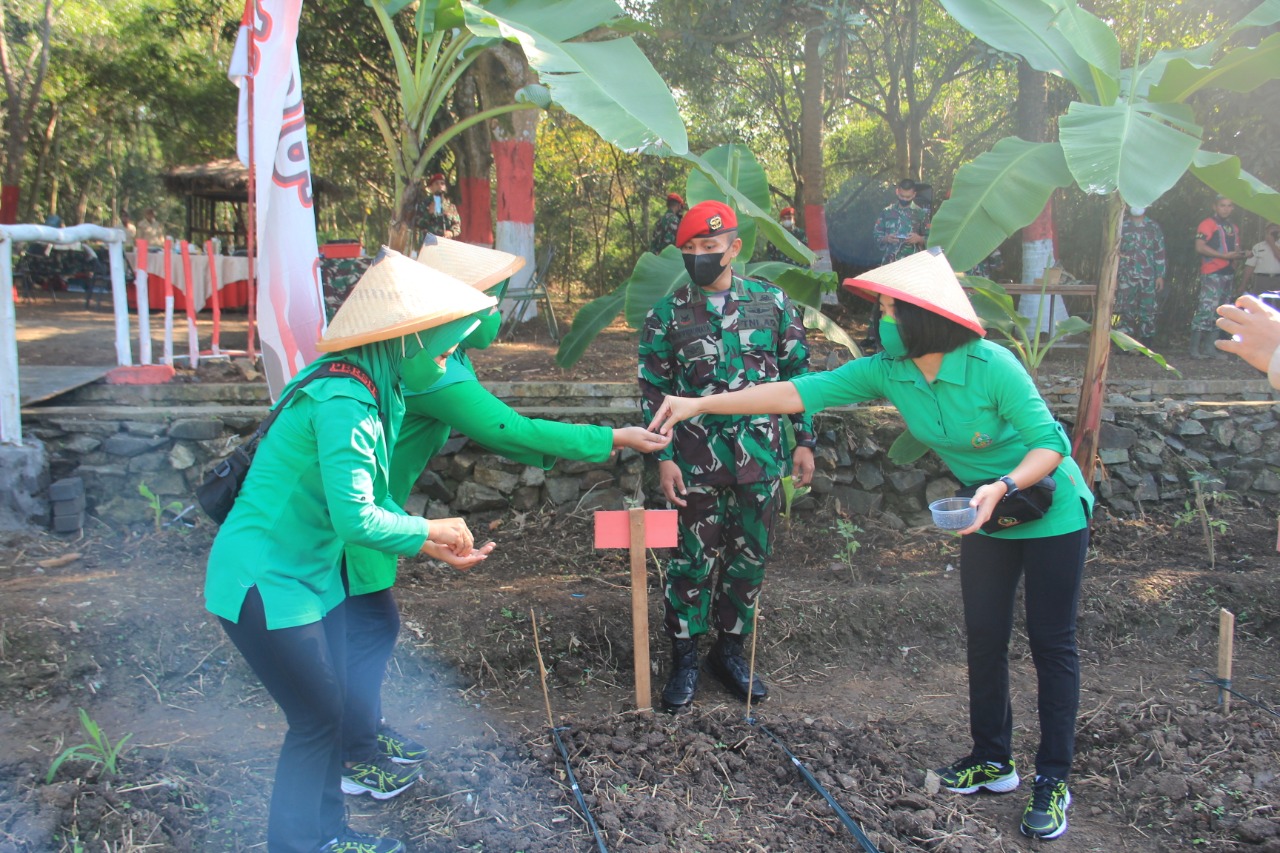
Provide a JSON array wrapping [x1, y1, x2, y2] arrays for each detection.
[[249, 362, 378, 443]]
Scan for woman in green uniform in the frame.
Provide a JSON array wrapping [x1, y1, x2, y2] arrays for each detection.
[[204, 250, 496, 853], [340, 239, 669, 794], [648, 248, 1093, 842]]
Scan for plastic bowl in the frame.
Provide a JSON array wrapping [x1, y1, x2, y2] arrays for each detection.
[[928, 497, 976, 530]]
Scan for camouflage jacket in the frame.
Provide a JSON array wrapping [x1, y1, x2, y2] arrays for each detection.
[[650, 211, 682, 254], [1118, 217, 1166, 284], [415, 195, 461, 239], [872, 202, 928, 265], [639, 276, 816, 486], [765, 226, 807, 264]]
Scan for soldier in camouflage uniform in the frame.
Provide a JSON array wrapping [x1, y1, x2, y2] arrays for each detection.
[[320, 256, 373, 320], [415, 173, 461, 245], [650, 192, 686, 254], [639, 200, 816, 713], [1192, 197, 1247, 358], [764, 206, 807, 265], [873, 179, 929, 266], [1115, 207, 1166, 342]]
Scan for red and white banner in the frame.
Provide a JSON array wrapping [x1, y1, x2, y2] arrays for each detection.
[[230, 0, 326, 399]]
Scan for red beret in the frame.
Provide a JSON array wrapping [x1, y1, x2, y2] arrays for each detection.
[[667, 192, 685, 205], [675, 201, 738, 247], [780, 207, 795, 218], [428, 173, 446, 184]]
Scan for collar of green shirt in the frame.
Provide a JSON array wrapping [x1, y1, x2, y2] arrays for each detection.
[[884, 337, 981, 389]]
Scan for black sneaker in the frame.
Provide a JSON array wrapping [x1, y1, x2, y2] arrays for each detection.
[[321, 828, 405, 853], [933, 755, 1020, 794], [377, 723, 427, 765], [1020, 775, 1071, 840], [341, 755, 420, 800]]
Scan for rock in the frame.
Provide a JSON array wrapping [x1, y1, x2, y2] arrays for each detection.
[[544, 476, 580, 506], [1252, 469, 1280, 494], [1176, 419, 1206, 437], [168, 443, 196, 470], [520, 467, 546, 488], [169, 418, 225, 441], [473, 465, 519, 494], [453, 481, 506, 512], [886, 469, 926, 494], [855, 462, 885, 490], [1099, 423, 1139, 450], [103, 434, 168, 457]]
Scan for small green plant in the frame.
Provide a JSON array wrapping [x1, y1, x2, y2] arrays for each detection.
[[833, 518, 863, 577], [138, 482, 184, 533], [46, 708, 133, 784], [1174, 475, 1234, 570], [780, 475, 811, 523]]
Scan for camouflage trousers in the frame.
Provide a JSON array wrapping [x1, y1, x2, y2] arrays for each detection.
[[1192, 272, 1235, 331], [1114, 275, 1160, 341], [664, 479, 780, 640]]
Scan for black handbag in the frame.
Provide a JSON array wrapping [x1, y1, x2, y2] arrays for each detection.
[[196, 362, 377, 524], [955, 475, 1056, 534]]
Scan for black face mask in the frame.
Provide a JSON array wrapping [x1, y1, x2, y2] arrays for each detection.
[[683, 251, 728, 287], [898, 198, 912, 206]]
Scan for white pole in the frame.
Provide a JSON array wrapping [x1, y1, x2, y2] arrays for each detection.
[[0, 235, 20, 446], [162, 237, 174, 366], [107, 239, 131, 366], [134, 241, 152, 365]]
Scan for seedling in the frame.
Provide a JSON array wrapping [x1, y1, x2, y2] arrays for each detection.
[[138, 482, 184, 533], [833, 518, 863, 578], [46, 708, 133, 783], [1174, 475, 1234, 570]]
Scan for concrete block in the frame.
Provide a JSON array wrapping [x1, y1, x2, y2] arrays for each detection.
[[49, 477, 85, 501], [52, 494, 86, 516], [52, 510, 84, 533]]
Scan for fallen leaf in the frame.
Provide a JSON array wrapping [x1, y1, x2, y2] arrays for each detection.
[[37, 553, 82, 569], [488, 518, 504, 531]]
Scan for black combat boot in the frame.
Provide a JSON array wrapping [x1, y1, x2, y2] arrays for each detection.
[[707, 633, 768, 703], [1189, 330, 1206, 360], [661, 637, 700, 713]]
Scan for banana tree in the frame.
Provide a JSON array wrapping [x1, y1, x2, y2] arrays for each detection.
[[554, 143, 857, 369], [368, 0, 688, 252], [929, 0, 1280, 484]]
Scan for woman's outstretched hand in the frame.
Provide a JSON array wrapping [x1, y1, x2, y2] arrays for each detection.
[[612, 426, 672, 454], [423, 539, 495, 571], [648, 395, 701, 435], [425, 516, 474, 554]]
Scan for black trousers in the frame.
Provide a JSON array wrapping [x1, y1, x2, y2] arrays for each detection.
[[220, 587, 347, 853], [341, 587, 400, 762], [958, 527, 1088, 781]]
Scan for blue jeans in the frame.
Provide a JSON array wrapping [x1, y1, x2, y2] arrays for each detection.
[[220, 587, 347, 853], [959, 527, 1088, 780]]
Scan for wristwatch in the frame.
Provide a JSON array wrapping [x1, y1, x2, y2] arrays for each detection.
[[998, 475, 1019, 498]]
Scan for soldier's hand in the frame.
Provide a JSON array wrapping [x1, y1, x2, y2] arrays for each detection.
[[649, 395, 701, 434], [791, 447, 815, 488], [422, 539, 494, 571], [613, 426, 671, 454], [659, 460, 688, 508], [425, 517, 474, 555]]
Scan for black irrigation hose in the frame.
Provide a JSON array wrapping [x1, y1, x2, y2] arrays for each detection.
[[750, 719, 882, 853], [1189, 670, 1280, 720], [551, 725, 609, 853]]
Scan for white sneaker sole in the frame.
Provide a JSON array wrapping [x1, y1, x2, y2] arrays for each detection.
[[1021, 790, 1072, 840], [945, 772, 1021, 794], [341, 776, 417, 800]]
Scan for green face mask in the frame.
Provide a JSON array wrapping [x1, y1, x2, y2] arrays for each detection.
[[878, 316, 908, 358], [401, 349, 448, 392]]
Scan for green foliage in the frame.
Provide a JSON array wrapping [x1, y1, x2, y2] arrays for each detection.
[[780, 476, 810, 523], [1174, 475, 1235, 571], [138, 482, 184, 533], [833, 518, 863, 578], [46, 708, 133, 784]]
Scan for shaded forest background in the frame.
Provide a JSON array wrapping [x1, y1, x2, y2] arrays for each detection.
[[4, 0, 1277, 341]]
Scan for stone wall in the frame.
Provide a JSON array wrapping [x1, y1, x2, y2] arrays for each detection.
[[18, 377, 1280, 530]]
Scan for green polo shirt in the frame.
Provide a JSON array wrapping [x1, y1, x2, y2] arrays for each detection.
[[792, 338, 1092, 538]]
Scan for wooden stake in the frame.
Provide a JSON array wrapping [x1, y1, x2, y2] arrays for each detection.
[[1218, 608, 1235, 714], [745, 593, 761, 721], [529, 608, 555, 730], [629, 507, 652, 712]]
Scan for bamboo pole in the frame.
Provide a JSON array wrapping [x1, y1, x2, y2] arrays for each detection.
[[1218, 608, 1235, 713], [530, 608, 555, 730], [629, 507, 652, 712]]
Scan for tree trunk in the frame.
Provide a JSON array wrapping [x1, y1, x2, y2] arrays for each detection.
[[1014, 63, 1065, 333], [0, 0, 54, 223], [1071, 193, 1124, 484], [487, 46, 538, 312], [454, 68, 494, 245], [799, 28, 831, 274]]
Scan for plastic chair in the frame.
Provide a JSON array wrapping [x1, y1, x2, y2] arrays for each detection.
[[500, 245, 559, 341]]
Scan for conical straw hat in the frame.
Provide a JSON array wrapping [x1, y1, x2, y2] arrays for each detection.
[[842, 247, 985, 337], [416, 234, 526, 291], [316, 247, 497, 352]]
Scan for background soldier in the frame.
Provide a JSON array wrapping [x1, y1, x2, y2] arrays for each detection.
[[873, 178, 928, 266], [1192, 196, 1246, 359], [764, 206, 807, 264], [1115, 206, 1166, 342], [638, 200, 816, 713], [416, 172, 461, 243], [650, 192, 686, 254]]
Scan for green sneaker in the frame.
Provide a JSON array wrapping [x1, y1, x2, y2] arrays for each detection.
[[341, 756, 420, 800], [377, 723, 428, 765], [934, 756, 1020, 794], [321, 829, 405, 853], [1021, 775, 1071, 840]]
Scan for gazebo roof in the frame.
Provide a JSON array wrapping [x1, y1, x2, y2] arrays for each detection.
[[161, 158, 343, 202]]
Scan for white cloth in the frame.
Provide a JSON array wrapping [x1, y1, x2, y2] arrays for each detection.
[[1245, 240, 1280, 276], [133, 250, 251, 309]]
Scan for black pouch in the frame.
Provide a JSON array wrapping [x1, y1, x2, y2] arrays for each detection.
[[956, 476, 1056, 534], [196, 444, 258, 524]]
